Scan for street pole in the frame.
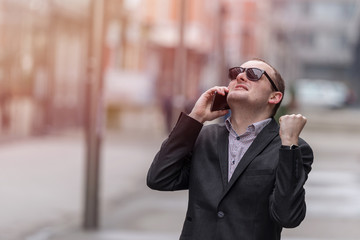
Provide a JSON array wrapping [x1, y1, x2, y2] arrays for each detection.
[[217, 3, 226, 86], [46, 0, 55, 130], [84, 0, 106, 230], [178, 0, 187, 100], [173, 0, 187, 120]]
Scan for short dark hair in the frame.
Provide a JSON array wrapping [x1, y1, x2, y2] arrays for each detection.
[[252, 58, 285, 116]]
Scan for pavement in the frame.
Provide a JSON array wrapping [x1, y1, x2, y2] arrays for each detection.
[[1, 107, 360, 240]]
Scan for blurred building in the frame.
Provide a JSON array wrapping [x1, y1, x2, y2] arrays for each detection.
[[103, 0, 284, 131], [1, 0, 360, 137], [136, 0, 276, 130], [268, 0, 360, 105], [222, 0, 270, 65], [0, 0, 89, 136], [350, 4, 360, 106], [133, 0, 222, 131]]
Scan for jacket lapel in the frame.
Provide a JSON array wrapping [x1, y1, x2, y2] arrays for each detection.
[[221, 118, 279, 197], [217, 125, 229, 189]]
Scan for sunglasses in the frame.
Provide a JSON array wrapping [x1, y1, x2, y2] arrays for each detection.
[[228, 67, 279, 91]]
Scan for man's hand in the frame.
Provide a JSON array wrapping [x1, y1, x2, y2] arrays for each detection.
[[279, 114, 307, 146], [189, 86, 229, 123]]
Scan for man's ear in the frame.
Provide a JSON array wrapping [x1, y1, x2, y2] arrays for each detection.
[[268, 92, 283, 105]]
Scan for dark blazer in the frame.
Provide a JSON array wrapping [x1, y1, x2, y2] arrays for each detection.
[[147, 113, 313, 240]]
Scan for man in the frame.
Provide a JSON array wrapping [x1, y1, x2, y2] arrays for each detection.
[[147, 59, 313, 240]]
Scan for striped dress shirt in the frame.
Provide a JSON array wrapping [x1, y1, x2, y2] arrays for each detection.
[[225, 117, 272, 181]]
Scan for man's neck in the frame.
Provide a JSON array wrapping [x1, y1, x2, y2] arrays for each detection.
[[229, 107, 271, 135]]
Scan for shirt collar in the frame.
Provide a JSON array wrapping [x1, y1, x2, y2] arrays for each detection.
[[225, 117, 272, 136]]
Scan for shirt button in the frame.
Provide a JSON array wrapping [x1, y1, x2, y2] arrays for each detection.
[[217, 211, 225, 218], [236, 136, 240, 140]]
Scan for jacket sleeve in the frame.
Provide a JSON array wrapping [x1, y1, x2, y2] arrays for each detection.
[[269, 139, 314, 228], [147, 112, 203, 191]]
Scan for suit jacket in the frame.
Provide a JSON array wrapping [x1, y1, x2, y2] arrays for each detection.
[[147, 113, 313, 240]]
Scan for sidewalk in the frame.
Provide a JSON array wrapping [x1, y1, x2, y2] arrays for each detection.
[[0, 123, 167, 240]]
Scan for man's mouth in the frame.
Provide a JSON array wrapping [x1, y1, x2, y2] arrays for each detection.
[[235, 84, 248, 90]]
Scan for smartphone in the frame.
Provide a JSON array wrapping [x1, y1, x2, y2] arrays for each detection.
[[210, 91, 230, 111]]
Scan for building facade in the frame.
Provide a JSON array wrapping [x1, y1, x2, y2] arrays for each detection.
[[268, 0, 360, 105]]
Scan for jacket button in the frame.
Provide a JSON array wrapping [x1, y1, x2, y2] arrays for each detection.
[[217, 211, 225, 218]]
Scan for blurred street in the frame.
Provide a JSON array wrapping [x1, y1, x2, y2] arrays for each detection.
[[0, 108, 360, 240], [1, 0, 360, 239]]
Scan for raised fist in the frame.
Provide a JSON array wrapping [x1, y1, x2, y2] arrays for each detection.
[[279, 114, 307, 146]]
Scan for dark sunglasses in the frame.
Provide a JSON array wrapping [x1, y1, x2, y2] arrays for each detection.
[[228, 67, 279, 91]]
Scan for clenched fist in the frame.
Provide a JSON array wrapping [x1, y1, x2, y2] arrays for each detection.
[[279, 114, 307, 146]]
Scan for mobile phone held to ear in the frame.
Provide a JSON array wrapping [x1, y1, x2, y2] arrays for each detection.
[[210, 91, 230, 111]]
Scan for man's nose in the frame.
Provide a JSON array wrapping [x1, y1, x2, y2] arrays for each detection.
[[236, 71, 247, 82]]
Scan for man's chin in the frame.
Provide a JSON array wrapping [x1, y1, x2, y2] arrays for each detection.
[[227, 92, 248, 102]]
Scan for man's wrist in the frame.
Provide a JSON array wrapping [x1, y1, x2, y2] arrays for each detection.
[[280, 144, 298, 150], [188, 112, 204, 123], [280, 137, 299, 146]]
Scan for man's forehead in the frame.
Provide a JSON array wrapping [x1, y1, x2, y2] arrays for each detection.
[[241, 60, 273, 73]]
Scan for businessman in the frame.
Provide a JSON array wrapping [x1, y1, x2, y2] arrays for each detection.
[[147, 58, 313, 240]]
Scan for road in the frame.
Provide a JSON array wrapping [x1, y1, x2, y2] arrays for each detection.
[[1, 108, 360, 240]]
